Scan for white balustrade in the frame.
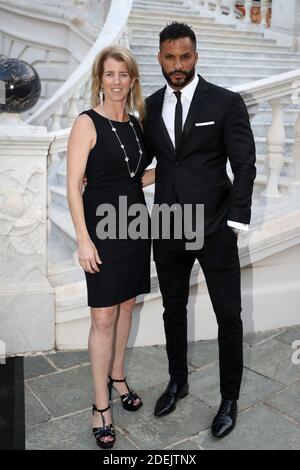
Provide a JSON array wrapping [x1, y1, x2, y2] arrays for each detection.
[[260, 0, 269, 28], [227, 0, 238, 20], [290, 80, 300, 192], [244, 0, 252, 24], [263, 99, 287, 199], [199, 1, 271, 26], [67, 90, 80, 128], [50, 105, 63, 132], [214, 0, 222, 14], [83, 79, 92, 110]]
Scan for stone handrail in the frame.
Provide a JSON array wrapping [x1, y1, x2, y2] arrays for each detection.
[[26, 0, 134, 127]]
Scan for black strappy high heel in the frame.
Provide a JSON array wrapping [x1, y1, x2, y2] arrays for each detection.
[[92, 403, 115, 449], [108, 376, 143, 411]]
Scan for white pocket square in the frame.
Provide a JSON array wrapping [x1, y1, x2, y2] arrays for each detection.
[[195, 121, 215, 127]]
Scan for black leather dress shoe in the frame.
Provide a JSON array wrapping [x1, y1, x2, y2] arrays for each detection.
[[154, 381, 189, 417], [211, 399, 237, 439]]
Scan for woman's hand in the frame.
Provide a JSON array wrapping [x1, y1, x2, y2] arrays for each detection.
[[141, 168, 155, 188], [78, 238, 102, 273]]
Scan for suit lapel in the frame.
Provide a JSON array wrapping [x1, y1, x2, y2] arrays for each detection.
[[179, 75, 209, 155], [151, 86, 177, 159]]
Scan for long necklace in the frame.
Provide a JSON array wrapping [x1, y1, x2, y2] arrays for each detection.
[[108, 118, 143, 178]]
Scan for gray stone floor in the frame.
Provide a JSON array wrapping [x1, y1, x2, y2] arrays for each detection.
[[25, 325, 300, 450]]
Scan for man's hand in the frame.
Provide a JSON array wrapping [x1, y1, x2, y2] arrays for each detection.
[[141, 168, 155, 188], [83, 174, 87, 187]]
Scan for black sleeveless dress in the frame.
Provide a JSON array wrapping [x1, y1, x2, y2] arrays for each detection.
[[79, 109, 151, 308]]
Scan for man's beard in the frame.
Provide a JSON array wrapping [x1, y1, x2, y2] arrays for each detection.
[[162, 65, 196, 89]]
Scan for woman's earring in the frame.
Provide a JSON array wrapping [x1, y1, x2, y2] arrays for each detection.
[[99, 88, 104, 106], [130, 86, 134, 113]]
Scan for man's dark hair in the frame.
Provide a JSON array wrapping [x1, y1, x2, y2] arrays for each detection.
[[159, 22, 197, 49]]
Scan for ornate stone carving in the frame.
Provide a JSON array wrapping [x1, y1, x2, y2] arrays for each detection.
[[0, 164, 46, 283]]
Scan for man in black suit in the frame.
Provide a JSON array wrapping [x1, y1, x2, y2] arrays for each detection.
[[144, 22, 256, 438]]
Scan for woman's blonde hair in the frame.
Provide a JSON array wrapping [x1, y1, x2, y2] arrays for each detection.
[[91, 46, 145, 121]]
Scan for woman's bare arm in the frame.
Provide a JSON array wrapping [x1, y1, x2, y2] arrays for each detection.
[[67, 114, 101, 273]]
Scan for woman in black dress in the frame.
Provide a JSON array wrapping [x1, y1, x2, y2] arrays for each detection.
[[67, 46, 153, 449]]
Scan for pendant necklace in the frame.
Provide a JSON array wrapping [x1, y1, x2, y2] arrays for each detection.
[[108, 118, 143, 178]]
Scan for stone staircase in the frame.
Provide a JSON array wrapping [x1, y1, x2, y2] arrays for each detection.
[[49, 0, 300, 249], [44, 0, 300, 349]]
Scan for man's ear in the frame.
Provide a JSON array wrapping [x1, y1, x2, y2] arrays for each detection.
[[158, 51, 162, 66]]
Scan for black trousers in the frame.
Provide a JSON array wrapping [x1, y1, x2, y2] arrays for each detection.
[[154, 225, 243, 401]]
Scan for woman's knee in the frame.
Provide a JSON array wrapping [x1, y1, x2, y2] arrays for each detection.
[[91, 307, 116, 331], [120, 297, 136, 312]]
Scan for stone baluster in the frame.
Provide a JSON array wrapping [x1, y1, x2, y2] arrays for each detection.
[[263, 99, 287, 199], [290, 80, 300, 192], [51, 105, 63, 131], [244, 0, 252, 24], [67, 90, 79, 128], [119, 26, 131, 49], [248, 103, 259, 122], [49, 105, 63, 170], [83, 79, 91, 110], [202, 0, 210, 10], [214, 0, 222, 15], [227, 0, 237, 20], [260, 0, 269, 27]]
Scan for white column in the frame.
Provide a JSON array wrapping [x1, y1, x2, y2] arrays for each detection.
[[83, 79, 91, 110], [244, 0, 252, 24], [290, 80, 300, 192], [260, 0, 269, 28], [263, 99, 286, 199], [214, 0, 222, 15], [291, 111, 300, 191], [67, 91, 79, 128], [0, 115, 55, 356], [227, 0, 237, 20]]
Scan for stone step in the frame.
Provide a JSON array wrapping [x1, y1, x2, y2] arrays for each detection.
[[57, 169, 67, 187], [49, 184, 69, 209], [131, 32, 271, 45], [138, 63, 297, 75], [132, 48, 299, 59], [133, 1, 190, 9], [55, 279, 87, 311], [141, 77, 300, 94], [133, 0, 185, 5], [132, 5, 194, 14], [133, 0, 187, 6], [140, 73, 271, 84], [128, 23, 258, 34], [131, 39, 289, 51], [50, 203, 77, 246], [133, 52, 300, 66], [129, 12, 216, 24], [48, 260, 84, 287]]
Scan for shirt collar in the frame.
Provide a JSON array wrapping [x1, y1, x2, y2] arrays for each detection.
[[164, 74, 199, 102]]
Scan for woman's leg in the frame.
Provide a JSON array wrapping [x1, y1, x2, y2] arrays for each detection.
[[110, 298, 140, 405], [89, 305, 118, 443]]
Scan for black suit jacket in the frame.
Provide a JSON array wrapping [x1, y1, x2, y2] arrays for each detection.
[[144, 75, 256, 235]]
